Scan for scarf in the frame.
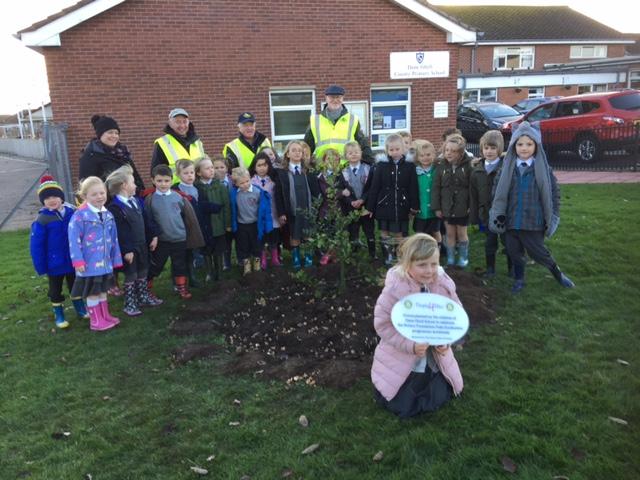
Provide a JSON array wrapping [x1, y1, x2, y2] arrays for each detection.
[[489, 121, 558, 237], [97, 140, 131, 163]]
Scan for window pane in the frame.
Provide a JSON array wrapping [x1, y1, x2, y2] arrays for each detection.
[[372, 89, 409, 102], [528, 104, 554, 121], [371, 105, 407, 130], [479, 89, 497, 102], [273, 110, 310, 136], [462, 90, 478, 103], [270, 92, 313, 107]]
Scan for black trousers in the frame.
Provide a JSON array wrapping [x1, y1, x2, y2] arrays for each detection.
[[262, 227, 280, 249], [348, 215, 375, 242], [47, 272, 76, 303], [122, 245, 150, 283], [149, 240, 187, 278], [485, 231, 507, 257], [505, 230, 556, 274], [235, 222, 261, 260]]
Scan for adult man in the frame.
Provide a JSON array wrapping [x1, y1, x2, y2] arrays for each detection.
[[223, 112, 271, 169], [304, 85, 374, 164], [151, 108, 205, 181]]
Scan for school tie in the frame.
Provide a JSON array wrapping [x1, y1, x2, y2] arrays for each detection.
[[420, 285, 428, 293], [519, 162, 528, 174], [261, 179, 266, 187], [98, 211, 103, 222], [294, 166, 300, 175], [352, 167, 358, 175], [128, 199, 137, 210]]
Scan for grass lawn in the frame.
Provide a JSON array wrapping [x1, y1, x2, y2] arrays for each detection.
[[1, 183, 639, 480]]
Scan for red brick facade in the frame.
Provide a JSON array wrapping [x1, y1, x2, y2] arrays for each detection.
[[40, 0, 460, 181]]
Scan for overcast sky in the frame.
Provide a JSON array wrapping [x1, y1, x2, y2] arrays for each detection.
[[0, 0, 638, 115]]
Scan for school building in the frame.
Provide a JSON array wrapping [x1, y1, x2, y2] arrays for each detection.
[[17, 0, 479, 177]]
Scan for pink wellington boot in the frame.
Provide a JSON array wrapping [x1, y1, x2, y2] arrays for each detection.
[[270, 247, 282, 267], [260, 250, 268, 270], [100, 301, 120, 326], [88, 304, 116, 331], [319, 253, 331, 266]]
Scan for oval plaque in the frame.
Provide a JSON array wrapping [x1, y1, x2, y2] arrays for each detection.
[[391, 293, 469, 345]]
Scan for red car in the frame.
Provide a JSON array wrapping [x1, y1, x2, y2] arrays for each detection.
[[502, 90, 640, 162]]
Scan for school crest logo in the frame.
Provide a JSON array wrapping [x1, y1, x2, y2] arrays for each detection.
[[416, 52, 425, 64], [404, 300, 413, 309]]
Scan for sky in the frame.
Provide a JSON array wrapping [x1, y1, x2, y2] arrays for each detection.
[[0, 0, 639, 115]]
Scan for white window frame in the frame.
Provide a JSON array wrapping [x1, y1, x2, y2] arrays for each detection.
[[461, 88, 497, 103], [528, 87, 545, 99], [630, 70, 640, 89], [493, 46, 535, 70], [370, 86, 411, 149], [570, 45, 607, 59], [269, 88, 316, 146]]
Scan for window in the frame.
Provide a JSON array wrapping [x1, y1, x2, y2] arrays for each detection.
[[461, 88, 497, 103], [527, 103, 555, 122], [370, 87, 410, 149], [528, 87, 544, 98], [269, 89, 315, 153], [629, 71, 640, 90], [493, 46, 534, 70], [555, 102, 582, 117], [577, 84, 608, 94], [570, 45, 607, 59]]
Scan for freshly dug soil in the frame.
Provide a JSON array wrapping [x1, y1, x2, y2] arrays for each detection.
[[174, 264, 497, 389]]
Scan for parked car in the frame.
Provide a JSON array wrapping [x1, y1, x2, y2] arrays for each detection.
[[457, 102, 522, 143], [512, 96, 562, 115], [502, 90, 640, 162]]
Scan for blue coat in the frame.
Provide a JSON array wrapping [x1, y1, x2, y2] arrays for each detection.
[[68, 203, 123, 277], [230, 185, 274, 241], [30, 205, 76, 276]]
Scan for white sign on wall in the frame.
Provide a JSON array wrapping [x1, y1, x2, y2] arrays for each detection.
[[390, 51, 450, 80], [433, 101, 449, 119]]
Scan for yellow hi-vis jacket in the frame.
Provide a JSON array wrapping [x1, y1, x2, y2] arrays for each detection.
[[154, 134, 205, 183], [223, 137, 272, 169], [309, 112, 358, 160]]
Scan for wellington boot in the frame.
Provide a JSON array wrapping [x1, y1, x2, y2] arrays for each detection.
[[100, 301, 120, 326], [456, 241, 469, 268], [260, 250, 268, 270], [71, 298, 89, 319], [292, 247, 301, 270], [270, 248, 282, 267], [88, 304, 115, 331], [52, 303, 69, 329], [175, 276, 192, 299], [123, 282, 142, 317], [446, 244, 456, 266], [241, 259, 252, 276], [136, 278, 163, 306], [253, 257, 262, 272]]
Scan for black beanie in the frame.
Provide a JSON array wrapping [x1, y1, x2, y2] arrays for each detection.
[[91, 114, 120, 138]]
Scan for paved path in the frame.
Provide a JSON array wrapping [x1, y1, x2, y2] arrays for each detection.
[[555, 170, 640, 184], [0, 153, 47, 232]]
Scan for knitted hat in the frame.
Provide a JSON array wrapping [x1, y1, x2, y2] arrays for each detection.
[[91, 114, 120, 138], [37, 175, 65, 204]]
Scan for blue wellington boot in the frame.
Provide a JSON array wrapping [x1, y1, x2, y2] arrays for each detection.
[[446, 244, 456, 266], [456, 241, 469, 268], [71, 298, 89, 319], [303, 251, 314, 268], [292, 247, 302, 270], [52, 303, 69, 329]]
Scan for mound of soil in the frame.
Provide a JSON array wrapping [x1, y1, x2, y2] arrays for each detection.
[[173, 264, 497, 389]]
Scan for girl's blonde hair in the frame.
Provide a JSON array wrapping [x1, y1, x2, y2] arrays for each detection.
[[282, 140, 311, 170], [479, 130, 505, 156], [77, 176, 105, 200], [175, 158, 195, 174], [231, 166, 250, 183], [412, 139, 436, 156], [105, 165, 134, 196], [396, 233, 439, 275], [384, 133, 405, 154], [195, 155, 213, 176]]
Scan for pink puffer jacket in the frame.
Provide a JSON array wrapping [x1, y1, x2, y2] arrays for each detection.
[[371, 266, 464, 400]]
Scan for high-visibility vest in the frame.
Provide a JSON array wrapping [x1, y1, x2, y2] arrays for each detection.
[[154, 134, 205, 183], [223, 137, 272, 169], [309, 112, 358, 160]]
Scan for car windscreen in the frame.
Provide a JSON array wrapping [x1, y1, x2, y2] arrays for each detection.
[[478, 104, 520, 118], [609, 93, 640, 110]]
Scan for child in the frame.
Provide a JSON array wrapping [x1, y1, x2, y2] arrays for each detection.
[[316, 148, 343, 265], [249, 151, 281, 268], [173, 159, 221, 287], [106, 165, 163, 317], [337, 141, 376, 259], [469, 130, 511, 278], [371, 233, 463, 418], [30, 175, 88, 328], [431, 134, 472, 268], [145, 164, 204, 299], [398, 130, 414, 162], [274, 140, 321, 269], [195, 156, 231, 281], [68, 176, 123, 331], [489, 121, 575, 293], [412, 140, 441, 247], [230, 167, 273, 275], [213, 156, 235, 271], [365, 133, 419, 265]]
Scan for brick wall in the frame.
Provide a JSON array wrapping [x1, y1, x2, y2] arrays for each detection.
[[41, 0, 459, 184], [459, 44, 627, 73]]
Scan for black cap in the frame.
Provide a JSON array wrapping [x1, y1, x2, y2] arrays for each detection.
[[238, 112, 256, 124], [324, 85, 345, 96]]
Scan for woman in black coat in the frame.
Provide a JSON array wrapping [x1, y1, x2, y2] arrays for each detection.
[[78, 115, 145, 194]]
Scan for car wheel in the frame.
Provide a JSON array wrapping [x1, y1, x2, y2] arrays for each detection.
[[575, 134, 601, 163]]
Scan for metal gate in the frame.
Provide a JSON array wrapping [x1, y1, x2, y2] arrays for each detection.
[[42, 122, 73, 195]]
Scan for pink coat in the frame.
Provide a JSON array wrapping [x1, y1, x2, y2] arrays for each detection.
[[371, 266, 464, 400]]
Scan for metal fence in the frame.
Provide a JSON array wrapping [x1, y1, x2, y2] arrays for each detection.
[[42, 122, 73, 195], [466, 123, 640, 171]]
